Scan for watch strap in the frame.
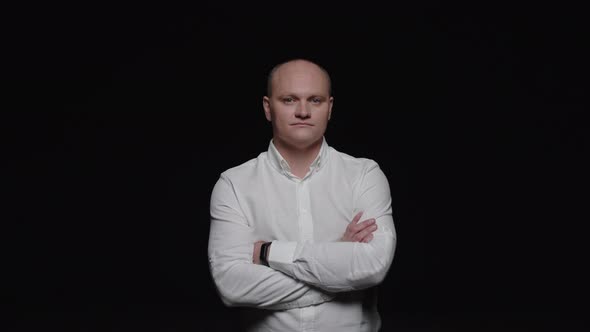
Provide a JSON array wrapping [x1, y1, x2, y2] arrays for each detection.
[[259, 242, 271, 267]]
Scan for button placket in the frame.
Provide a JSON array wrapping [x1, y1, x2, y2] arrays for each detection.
[[299, 180, 314, 242], [296, 181, 304, 242]]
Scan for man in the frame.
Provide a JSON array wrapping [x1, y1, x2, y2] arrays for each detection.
[[208, 58, 396, 331]]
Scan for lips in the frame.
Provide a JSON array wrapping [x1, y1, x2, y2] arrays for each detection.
[[291, 123, 313, 126]]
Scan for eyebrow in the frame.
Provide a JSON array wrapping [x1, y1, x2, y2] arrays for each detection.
[[276, 94, 328, 99]]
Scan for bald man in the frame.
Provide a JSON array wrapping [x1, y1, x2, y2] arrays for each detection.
[[208, 59, 396, 331]]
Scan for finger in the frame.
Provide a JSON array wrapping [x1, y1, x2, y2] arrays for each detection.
[[352, 225, 377, 242], [361, 233, 374, 243], [351, 211, 364, 225], [352, 218, 375, 232], [353, 224, 378, 242]]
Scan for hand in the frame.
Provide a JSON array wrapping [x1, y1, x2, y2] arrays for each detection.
[[340, 211, 378, 243], [252, 240, 265, 264]]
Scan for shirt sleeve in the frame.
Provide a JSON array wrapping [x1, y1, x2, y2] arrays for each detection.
[[207, 175, 335, 310], [267, 162, 397, 293]]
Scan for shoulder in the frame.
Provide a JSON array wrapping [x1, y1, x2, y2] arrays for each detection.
[[212, 153, 267, 198], [328, 147, 391, 201], [219, 151, 268, 182]]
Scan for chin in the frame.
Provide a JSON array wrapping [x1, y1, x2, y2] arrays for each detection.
[[286, 135, 322, 149]]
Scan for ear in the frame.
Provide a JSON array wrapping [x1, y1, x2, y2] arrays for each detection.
[[328, 96, 334, 120], [263, 96, 272, 122]]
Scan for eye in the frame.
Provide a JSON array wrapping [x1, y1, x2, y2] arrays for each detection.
[[311, 97, 322, 104], [282, 97, 295, 104]]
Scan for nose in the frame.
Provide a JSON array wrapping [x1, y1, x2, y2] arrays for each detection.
[[295, 102, 311, 119]]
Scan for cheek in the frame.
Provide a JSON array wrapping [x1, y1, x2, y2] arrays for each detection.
[[277, 113, 290, 124], [319, 110, 331, 123], [281, 110, 296, 121]]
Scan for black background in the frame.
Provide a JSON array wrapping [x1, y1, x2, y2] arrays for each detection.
[[4, 1, 589, 331]]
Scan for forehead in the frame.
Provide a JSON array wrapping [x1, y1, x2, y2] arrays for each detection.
[[272, 61, 330, 95]]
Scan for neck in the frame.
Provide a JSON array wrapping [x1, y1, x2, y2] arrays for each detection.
[[273, 137, 323, 178]]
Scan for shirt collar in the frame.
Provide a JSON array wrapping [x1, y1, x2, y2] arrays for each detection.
[[268, 137, 329, 176]]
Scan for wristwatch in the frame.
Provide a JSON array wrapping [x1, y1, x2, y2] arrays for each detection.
[[259, 242, 272, 267]]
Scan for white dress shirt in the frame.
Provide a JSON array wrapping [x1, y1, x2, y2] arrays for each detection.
[[208, 137, 396, 331]]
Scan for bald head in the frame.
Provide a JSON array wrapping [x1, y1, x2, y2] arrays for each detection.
[[266, 59, 332, 97]]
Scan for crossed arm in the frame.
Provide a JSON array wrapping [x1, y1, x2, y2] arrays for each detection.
[[253, 210, 377, 264], [207, 164, 396, 309]]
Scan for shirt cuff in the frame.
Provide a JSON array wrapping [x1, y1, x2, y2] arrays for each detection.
[[268, 240, 297, 271]]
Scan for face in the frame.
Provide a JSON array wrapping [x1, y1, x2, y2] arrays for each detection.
[[263, 60, 333, 150]]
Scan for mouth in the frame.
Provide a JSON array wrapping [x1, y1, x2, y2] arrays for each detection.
[[291, 123, 314, 126]]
